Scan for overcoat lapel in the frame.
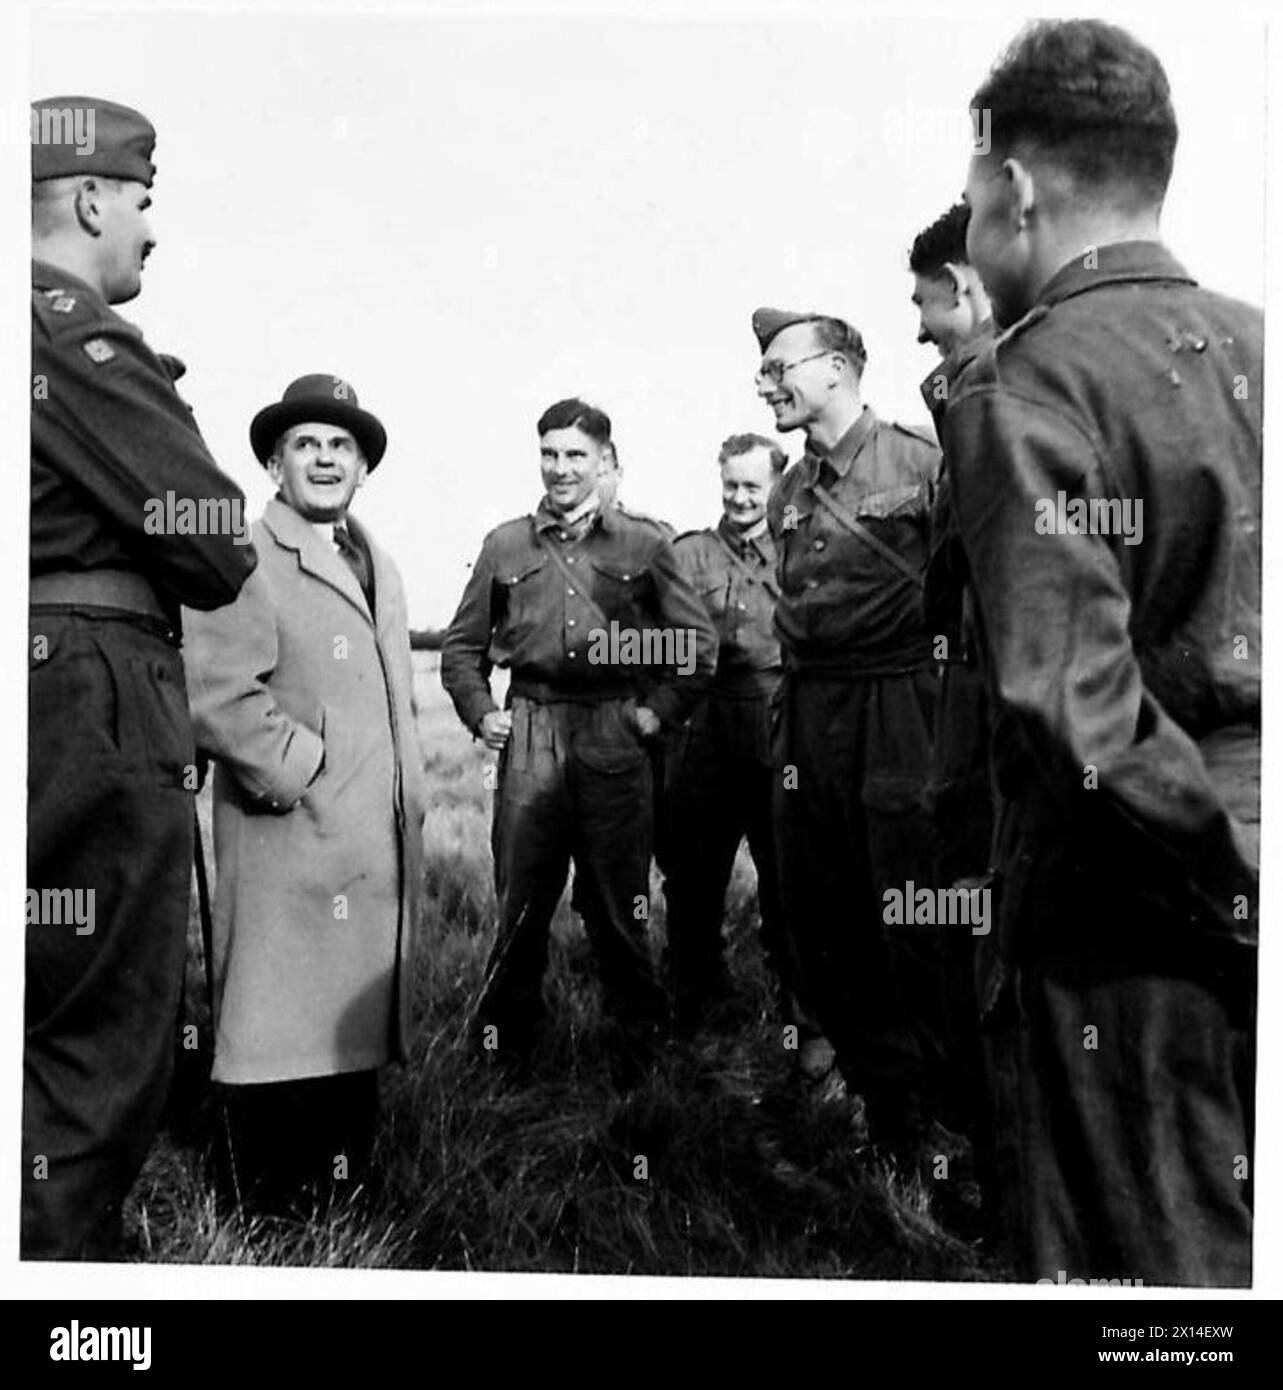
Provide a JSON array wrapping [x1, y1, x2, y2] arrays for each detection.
[[260, 495, 373, 623]]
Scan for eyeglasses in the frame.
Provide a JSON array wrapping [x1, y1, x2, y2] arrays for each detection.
[[755, 351, 832, 385]]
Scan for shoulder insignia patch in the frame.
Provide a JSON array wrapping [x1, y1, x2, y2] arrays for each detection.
[[83, 338, 116, 364], [51, 296, 76, 314]]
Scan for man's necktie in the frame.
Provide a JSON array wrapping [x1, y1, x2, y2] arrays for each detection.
[[333, 523, 375, 611]]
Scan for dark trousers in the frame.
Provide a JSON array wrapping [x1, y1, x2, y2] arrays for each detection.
[[987, 951, 1254, 1286], [661, 690, 811, 1026], [772, 668, 957, 1132], [923, 658, 993, 1138], [216, 1070, 379, 1214], [983, 795, 1255, 1286], [481, 696, 665, 1050], [571, 734, 667, 937], [24, 608, 194, 1260], [927, 659, 993, 886]]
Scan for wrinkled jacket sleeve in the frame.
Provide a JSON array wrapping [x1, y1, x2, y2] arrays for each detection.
[[645, 535, 719, 727], [32, 304, 257, 610], [440, 542, 499, 735], [182, 567, 325, 811], [944, 386, 1255, 929]]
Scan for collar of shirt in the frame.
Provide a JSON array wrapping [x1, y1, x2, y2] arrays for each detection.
[[312, 520, 341, 550], [1036, 240, 1195, 312], [803, 405, 876, 484], [534, 494, 608, 540], [718, 515, 770, 561], [919, 319, 997, 417]]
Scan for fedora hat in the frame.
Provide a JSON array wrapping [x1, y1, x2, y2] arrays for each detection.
[[250, 374, 388, 469]]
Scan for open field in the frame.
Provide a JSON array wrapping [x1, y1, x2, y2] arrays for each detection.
[[123, 653, 999, 1281]]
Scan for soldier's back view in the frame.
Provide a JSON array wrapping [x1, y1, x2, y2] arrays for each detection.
[[26, 97, 256, 1259], [946, 22, 1260, 1284]]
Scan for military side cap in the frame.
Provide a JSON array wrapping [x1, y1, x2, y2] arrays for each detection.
[[752, 307, 826, 352], [31, 96, 156, 186], [250, 374, 388, 470]]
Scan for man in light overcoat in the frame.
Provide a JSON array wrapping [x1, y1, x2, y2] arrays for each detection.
[[183, 374, 426, 1211]]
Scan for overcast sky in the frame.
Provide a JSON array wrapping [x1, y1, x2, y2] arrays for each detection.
[[26, 4, 1267, 626]]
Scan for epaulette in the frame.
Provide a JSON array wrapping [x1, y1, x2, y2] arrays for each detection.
[[486, 513, 538, 545], [616, 504, 675, 539], [890, 419, 940, 449], [673, 526, 715, 547], [157, 353, 188, 383]]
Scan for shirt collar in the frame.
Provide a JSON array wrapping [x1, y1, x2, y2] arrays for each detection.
[[919, 319, 996, 418], [719, 515, 771, 557], [1035, 240, 1195, 311], [534, 494, 606, 537], [805, 405, 876, 482], [264, 496, 358, 548], [950, 318, 995, 371]]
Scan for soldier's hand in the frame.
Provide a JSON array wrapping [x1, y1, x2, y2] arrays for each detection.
[[632, 705, 662, 740], [480, 710, 513, 750]]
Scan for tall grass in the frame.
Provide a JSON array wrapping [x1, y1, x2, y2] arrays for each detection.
[[124, 654, 999, 1280]]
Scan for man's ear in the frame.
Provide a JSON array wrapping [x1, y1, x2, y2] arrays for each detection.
[[73, 178, 105, 237], [942, 263, 969, 304], [354, 458, 369, 489], [1003, 157, 1037, 230], [266, 454, 284, 486]]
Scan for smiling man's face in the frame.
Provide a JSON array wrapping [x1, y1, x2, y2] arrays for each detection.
[[912, 270, 973, 358], [720, 445, 776, 532], [539, 425, 605, 514], [755, 323, 840, 434], [269, 421, 368, 522]]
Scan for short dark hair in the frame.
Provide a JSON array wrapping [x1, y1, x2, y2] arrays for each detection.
[[810, 317, 867, 378], [909, 202, 971, 277], [718, 433, 787, 475], [972, 19, 1177, 207], [537, 397, 612, 444]]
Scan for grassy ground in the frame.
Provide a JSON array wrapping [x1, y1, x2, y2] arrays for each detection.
[[123, 654, 1000, 1280]]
